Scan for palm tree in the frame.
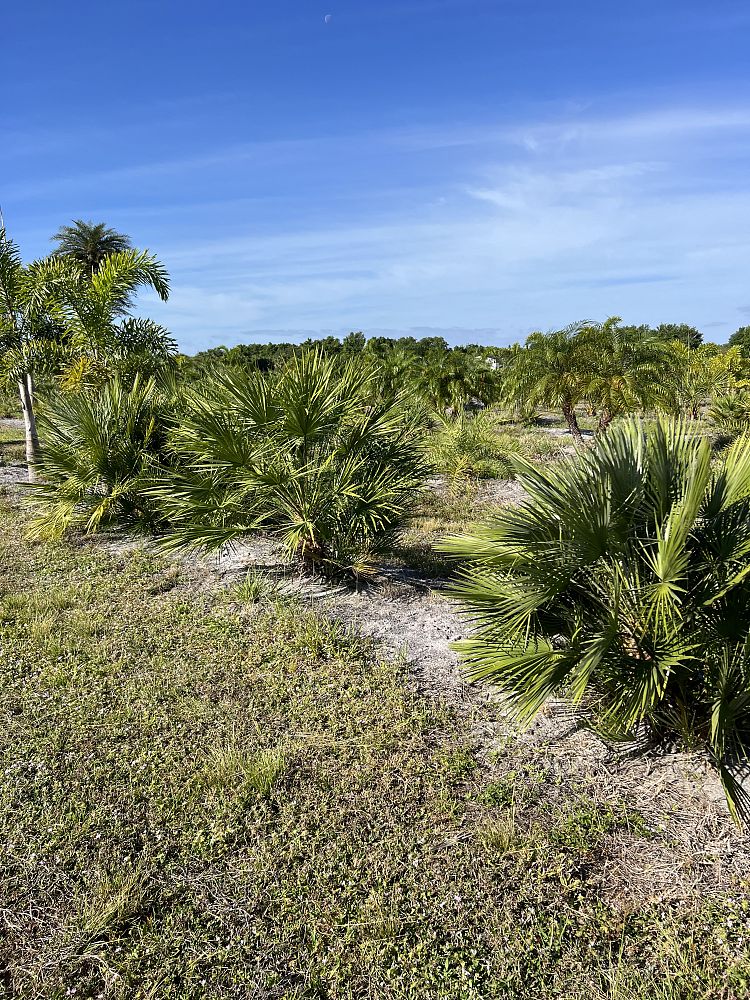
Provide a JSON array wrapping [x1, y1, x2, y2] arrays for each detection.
[[51, 220, 132, 273], [709, 386, 750, 435], [412, 349, 481, 421], [442, 418, 750, 823], [151, 350, 429, 575], [376, 346, 418, 402], [578, 317, 672, 431], [0, 232, 51, 477], [28, 249, 172, 387], [501, 323, 590, 445], [664, 342, 744, 420], [26, 375, 170, 538], [0, 233, 170, 479]]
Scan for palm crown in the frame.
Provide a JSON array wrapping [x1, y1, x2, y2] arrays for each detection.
[[51, 219, 133, 272]]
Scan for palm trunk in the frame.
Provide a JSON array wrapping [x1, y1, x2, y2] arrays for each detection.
[[597, 409, 614, 433], [18, 372, 40, 481], [561, 400, 585, 447]]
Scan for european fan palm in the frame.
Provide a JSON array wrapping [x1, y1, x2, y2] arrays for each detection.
[[709, 387, 750, 436], [51, 219, 132, 272], [151, 350, 429, 574], [442, 418, 750, 822], [26, 376, 170, 538]]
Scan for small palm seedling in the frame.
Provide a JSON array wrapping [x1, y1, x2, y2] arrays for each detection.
[[152, 350, 430, 576], [25, 375, 170, 537], [442, 418, 750, 823]]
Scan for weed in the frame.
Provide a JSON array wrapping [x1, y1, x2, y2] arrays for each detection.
[[234, 567, 280, 603]]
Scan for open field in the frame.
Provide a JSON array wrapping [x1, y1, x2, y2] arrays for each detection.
[[2, 480, 750, 998]]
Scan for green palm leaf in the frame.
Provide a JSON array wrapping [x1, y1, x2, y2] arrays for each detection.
[[442, 417, 750, 824]]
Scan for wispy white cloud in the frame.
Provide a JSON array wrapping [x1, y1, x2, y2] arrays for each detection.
[[10, 99, 750, 350]]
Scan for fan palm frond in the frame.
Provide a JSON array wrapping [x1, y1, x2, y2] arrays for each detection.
[[442, 417, 750, 823], [152, 349, 430, 574], [25, 376, 171, 538]]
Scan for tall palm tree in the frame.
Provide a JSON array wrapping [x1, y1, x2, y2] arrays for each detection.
[[31, 250, 173, 390], [51, 220, 132, 273], [578, 316, 671, 431], [0, 234, 170, 479], [442, 418, 750, 823], [501, 323, 590, 444]]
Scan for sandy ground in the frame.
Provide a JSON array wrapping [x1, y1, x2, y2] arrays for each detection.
[[3, 416, 749, 895]]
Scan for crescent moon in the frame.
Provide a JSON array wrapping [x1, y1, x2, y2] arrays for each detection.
[[324, 13, 332, 23]]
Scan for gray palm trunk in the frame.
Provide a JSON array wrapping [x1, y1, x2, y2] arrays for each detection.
[[17, 371, 39, 481]]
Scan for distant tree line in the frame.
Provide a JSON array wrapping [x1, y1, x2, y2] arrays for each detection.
[[182, 321, 750, 378]]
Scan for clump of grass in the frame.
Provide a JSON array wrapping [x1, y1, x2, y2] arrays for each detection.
[[203, 743, 286, 797], [234, 567, 280, 603], [479, 806, 520, 854]]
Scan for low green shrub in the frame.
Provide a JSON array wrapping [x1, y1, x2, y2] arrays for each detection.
[[443, 418, 750, 822], [26, 375, 170, 537], [428, 410, 562, 484], [152, 350, 430, 575]]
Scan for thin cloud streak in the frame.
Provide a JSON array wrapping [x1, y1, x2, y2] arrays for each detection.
[[8, 99, 750, 350]]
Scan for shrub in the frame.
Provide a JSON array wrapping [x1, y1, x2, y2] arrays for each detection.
[[442, 418, 750, 822], [428, 411, 563, 485], [26, 375, 170, 537], [709, 387, 750, 435], [427, 410, 516, 483], [152, 350, 429, 575]]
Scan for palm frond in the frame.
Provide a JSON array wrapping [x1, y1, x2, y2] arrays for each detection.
[[443, 416, 750, 824]]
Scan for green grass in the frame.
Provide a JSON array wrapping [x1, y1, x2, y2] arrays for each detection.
[[0, 497, 749, 998], [0, 422, 25, 465]]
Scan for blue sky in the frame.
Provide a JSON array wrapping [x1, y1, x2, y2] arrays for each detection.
[[5, 1, 750, 351]]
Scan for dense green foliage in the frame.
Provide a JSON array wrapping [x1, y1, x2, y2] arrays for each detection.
[[0, 222, 172, 478], [152, 350, 429, 573], [26, 375, 171, 538], [729, 325, 750, 355], [710, 387, 750, 434], [443, 419, 750, 820], [427, 410, 560, 483]]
